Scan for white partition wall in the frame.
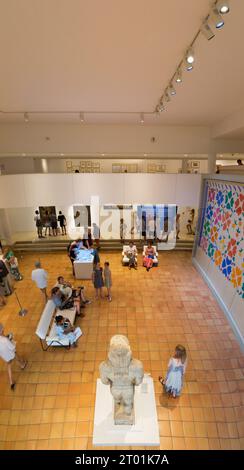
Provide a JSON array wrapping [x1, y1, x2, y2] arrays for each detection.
[[0, 173, 202, 208]]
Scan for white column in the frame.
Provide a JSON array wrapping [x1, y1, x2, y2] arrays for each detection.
[[181, 159, 189, 173], [208, 153, 216, 174]]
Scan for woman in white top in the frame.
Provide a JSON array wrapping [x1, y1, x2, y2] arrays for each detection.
[[0, 323, 27, 390]]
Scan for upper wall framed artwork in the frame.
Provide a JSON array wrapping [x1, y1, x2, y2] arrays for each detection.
[[191, 161, 200, 168]]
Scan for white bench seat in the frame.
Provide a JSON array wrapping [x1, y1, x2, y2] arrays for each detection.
[[35, 299, 78, 349]]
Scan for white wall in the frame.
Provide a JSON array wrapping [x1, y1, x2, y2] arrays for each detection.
[[0, 173, 202, 208], [0, 123, 212, 154]]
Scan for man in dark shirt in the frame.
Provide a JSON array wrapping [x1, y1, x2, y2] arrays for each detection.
[[0, 260, 12, 295], [58, 211, 66, 235]]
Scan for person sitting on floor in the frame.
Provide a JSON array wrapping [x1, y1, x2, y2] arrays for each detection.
[[54, 315, 82, 348]]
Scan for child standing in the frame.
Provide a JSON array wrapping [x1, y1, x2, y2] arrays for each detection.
[[104, 262, 112, 301], [92, 263, 104, 300], [159, 344, 187, 398]]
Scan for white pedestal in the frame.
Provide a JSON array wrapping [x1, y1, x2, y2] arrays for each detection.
[[74, 260, 93, 280], [93, 376, 160, 446]]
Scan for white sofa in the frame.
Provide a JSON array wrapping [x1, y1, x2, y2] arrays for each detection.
[[122, 245, 138, 266], [142, 245, 158, 266], [35, 300, 80, 350]]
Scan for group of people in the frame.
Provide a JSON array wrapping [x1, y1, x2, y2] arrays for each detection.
[[124, 241, 156, 272], [0, 228, 188, 398], [92, 261, 112, 301], [34, 210, 67, 238]]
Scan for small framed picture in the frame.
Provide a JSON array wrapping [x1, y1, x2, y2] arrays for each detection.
[[191, 161, 200, 168]]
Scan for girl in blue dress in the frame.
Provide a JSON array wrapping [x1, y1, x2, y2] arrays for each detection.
[[159, 345, 187, 398]]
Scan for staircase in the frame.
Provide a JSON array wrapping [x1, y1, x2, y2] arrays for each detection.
[[12, 238, 194, 253]]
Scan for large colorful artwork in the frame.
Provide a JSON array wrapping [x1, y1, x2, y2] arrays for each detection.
[[199, 180, 244, 299]]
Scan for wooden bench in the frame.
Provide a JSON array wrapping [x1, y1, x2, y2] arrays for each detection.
[[35, 299, 77, 350]]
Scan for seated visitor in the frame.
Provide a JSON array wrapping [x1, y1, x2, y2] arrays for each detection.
[[143, 241, 155, 272], [55, 276, 91, 306], [51, 286, 78, 314], [125, 242, 137, 270], [55, 315, 82, 348]]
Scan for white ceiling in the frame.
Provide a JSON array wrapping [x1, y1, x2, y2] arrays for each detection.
[[0, 0, 243, 126]]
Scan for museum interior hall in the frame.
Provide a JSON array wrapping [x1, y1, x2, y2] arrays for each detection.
[[0, 0, 243, 451]]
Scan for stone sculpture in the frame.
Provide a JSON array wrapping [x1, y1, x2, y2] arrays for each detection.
[[99, 335, 144, 425]]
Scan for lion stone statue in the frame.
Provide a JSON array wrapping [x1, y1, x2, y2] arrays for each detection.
[[99, 335, 144, 425]]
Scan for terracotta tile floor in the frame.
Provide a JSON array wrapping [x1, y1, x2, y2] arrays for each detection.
[[0, 251, 243, 450]]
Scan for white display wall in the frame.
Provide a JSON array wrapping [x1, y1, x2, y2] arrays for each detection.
[[0, 173, 202, 208]]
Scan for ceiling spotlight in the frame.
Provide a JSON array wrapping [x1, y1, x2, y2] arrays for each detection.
[[186, 48, 195, 64], [216, 0, 230, 14], [168, 84, 176, 96], [211, 8, 224, 28], [140, 113, 144, 124], [79, 112, 84, 123], [201, 20, 215, 40], [184, 58, 193, 71], [175, 69, 182, 83], [156, 103, 164, 113], [24, 112, 29, 122]]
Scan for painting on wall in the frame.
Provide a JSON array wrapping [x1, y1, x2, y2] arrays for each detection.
[[199, 180, 244, 299]]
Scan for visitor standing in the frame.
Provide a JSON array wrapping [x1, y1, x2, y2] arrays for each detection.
[[0, 323, 27, 390], [31, 261, 48, 302], [58, 211, 67, 235], [158, 344, 187, 398], [92, 263, 104, 299], [0, 259, 12, 295], [34, 210, 43, 238], [104, 262, 112, 301], [92, 222, 100, 249]]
